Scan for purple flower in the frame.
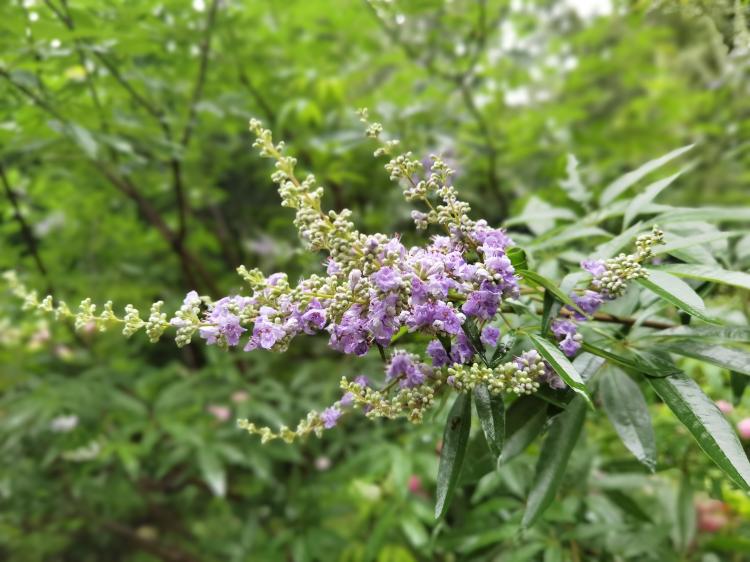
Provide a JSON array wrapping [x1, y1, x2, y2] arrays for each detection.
[[328, 305, 370, 356], [387, 351, 427, 388], [481, 326, 500, 347], [572, 290, 604, 317], [462, 289, 499, 320], [320, 406, 342, 429], [407, 300, 463, 335], [300, 300, 327, 334], [450, 333, 474, 364], [551, 320, 577, 338], [371, 266, 402, 292], [581, 259, 607, 278], [559, 334, 581, 357], [367, 293, 401, 344], [245, 310, 286, 350], [427, 339, 450, 367]]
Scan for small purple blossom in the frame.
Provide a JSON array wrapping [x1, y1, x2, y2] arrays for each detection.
[[320, 406, 342, 429], [462, 289, 499, 320], [427, 339, 450, 367], [559, 335, 581, 357], [481, 326, 500, 347], [450, 333, 474, 364], [581, 259, 607, 278], [573, 290, 604, 317], [387, 351, 427, 388], [371, 266, 402, 292]]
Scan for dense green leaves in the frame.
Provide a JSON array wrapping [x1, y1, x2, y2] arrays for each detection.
[[529, 334, 591, 405], [435, 393, 472, 519], [581, 341, 681, 377], [518, 269, 582, 314], [648, 374, 750, 490], [599, 368, 656, 471], [522, 396, 587, 527]]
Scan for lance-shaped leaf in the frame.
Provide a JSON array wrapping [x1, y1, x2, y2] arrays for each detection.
[[731, 372, 749, 405], [522, 396, 588, 527], [654, 264, 750, 292], [650, 325, 750, 343], [623, 170, 683, 227], [435, 393, 472, 519], [638, 270, 719, 325], [599, 144, 694, 205], [648, 373, 750, 490], [541, 288, 560, 337], [518, 269, 583, 315], [473, 385, 504, 457], [582, 341, 681, 377], [599, 368, 656, 471], [661, 341, 750, 376], [529, 334, 592, 406], [499, 396, 548, 464]]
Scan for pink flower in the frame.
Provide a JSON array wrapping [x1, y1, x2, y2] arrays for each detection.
[[207, 404, 231, 422], [696, 499, 729, 533], [231, 391, 249, 404], [408, 475, 423, 495], [737, 418, 750, 440], [716, 400, 733, 414]]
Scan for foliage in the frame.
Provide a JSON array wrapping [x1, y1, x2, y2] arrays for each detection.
[[2, 1, 750, 561]]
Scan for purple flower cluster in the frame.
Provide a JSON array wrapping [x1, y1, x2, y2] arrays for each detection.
[[192, 224, 520, 375], [551, 258, 609, 357]]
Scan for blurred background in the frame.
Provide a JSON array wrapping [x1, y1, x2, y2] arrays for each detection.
[[2, 0, 750, 560]]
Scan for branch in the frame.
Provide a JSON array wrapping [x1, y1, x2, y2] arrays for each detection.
[[0, 164, 51, 287]]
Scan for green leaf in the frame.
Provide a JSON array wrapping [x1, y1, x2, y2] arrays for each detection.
[[650, 325, 750, 343], [529, 334, 592, 406], [499, 396, 548, 464], [592, 221, 646, 259], [652, 231, 742, 257], [731, 371, 749, 405], [541, 289, 560, 337], [655, 207, 750, 224], [638, 270, 719, 324], [661, 341, 750, 376], [530, 226, 611, 251], [490, 331, 517, 367], [623, 170, 682, 227], [435, 393, 472, 519], [518, 269, 583, 315], [522, 396, 587, 527], [473, 385, 505, 457], [599, 368, 656, 471], [507, 247, 528, 270], [198, 449, 227, 497], [581, 341, 681, 377], [559, 153, 590, 205], [648, 373, 750, 490], [599, 144, 694, 205], [653, 264, 750, 291], [674, 472, 696, 553]]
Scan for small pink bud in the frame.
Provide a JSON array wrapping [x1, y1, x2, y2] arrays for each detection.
[[408, 475, 423, 494], [698, 512, 728, 533], [737, 418, 750, 440], [314, 456, 331, 471], [207, 404, 231, 422], [231, 391, 249, 404], [716, 400, 733, 414]]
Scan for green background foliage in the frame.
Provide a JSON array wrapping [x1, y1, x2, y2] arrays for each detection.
[[2, 0, 750, 560]]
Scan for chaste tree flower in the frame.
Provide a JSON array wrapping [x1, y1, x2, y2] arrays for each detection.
[[3, 110, 664, 444]]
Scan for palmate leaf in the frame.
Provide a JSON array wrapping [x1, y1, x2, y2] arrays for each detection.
[[648, 373, 750, 490], [473, 385, 504, 458], [599, 367, 656, 471], [599, 144, 694, 205], [435, 393, 472, 519], [661, 341, 750, 376], [637, 270, 719, 325], [529, 334, 592, 406], [522, 395, 588, 527]]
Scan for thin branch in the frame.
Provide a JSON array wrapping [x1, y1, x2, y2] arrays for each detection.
[[0, 164, 51, 287]]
